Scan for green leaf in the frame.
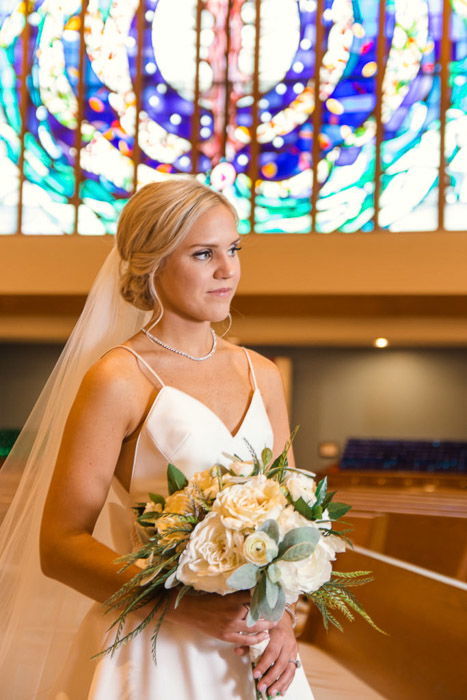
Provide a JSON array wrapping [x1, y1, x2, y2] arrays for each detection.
[[279, 541, 315, 561], [149, 492, 165, 508], [293, 497, 315, 520], [227, 563, 259, 590], [311, 504, 323, 519], [259, 518, 280, 543], [278, 526, 320, 556], [328, 502, 352, 520], [265, 576, 279, 609], [321, 490, 337, 510], [258, 583, 286, 622], [167, 463, 188, 495], [248, 575, 266, 625], [174, 585, 191, 609], [314, 476, 328, 505], [261, 447, 273, 467], [267, 562, 281, 584]]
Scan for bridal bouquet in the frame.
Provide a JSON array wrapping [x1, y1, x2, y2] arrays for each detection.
[[101, 433, 381, 697]]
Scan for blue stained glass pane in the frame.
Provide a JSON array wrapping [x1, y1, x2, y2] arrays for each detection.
[[445, 1, 467, 230], [379, 0, 441, 232]]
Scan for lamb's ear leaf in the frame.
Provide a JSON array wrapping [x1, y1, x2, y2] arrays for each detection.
[[247, 576, 266, 626], [265, 576, 279, 609], [279, 541, 315, 561], [278, 526, 320, 556], [167, 464, 188, 495], [259, 519, 280, 543], [227, 564, 259, 590], [258, 584, 286, 621]]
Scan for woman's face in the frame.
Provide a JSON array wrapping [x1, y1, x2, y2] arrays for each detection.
[[156, 204, 241, 323]]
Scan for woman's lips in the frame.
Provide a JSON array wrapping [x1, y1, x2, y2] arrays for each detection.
[[208, 288, 233, 297]]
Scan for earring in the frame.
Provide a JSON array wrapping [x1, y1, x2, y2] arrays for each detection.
[[220, 312, 232, 338]]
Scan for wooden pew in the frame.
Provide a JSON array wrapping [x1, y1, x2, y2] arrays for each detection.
[[299, 546, 467, 699]]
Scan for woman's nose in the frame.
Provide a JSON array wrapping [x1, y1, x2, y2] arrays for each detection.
[[215, 255, 235, 278]]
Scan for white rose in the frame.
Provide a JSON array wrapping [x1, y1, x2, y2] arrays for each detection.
[[243, 531, 278, 566], [285, 471, 317, 506], [320, 533, 346, 558], [213, 475, 287, 531], [277, 505, 318, 538], [228, 460, 255, 477], [176, 512, 245, 594], [275, 538, 334, 603]]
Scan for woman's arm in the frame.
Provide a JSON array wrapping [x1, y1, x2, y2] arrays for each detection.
[[40, 354, 144, 602]]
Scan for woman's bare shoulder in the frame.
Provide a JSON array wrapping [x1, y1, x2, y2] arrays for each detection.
[[77, 347, 149, 410], [242, 347, 281, 381]]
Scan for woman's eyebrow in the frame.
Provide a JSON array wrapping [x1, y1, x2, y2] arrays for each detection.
[[188, 238, 241, 248]]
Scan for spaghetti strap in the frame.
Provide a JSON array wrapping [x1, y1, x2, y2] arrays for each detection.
[[113, 345, 166, 388], [242, 348, 258, 391]]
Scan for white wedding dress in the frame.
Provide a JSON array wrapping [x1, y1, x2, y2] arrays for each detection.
[[51, 346, 315, 699]]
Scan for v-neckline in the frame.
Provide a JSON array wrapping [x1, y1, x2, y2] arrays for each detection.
[[143, 385, 261, 440]]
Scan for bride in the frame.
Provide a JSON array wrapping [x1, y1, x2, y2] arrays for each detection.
[[0, 179, 314, 698]]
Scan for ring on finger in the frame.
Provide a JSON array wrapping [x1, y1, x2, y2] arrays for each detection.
[[287, 658, 301, 668]]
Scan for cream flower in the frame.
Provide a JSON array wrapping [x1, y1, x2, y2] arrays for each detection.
[[213, 475, 287, 531], [227, 460, 255, 477], [176, 512, 245, 594], [275, 538, 334, 603], [277, 505, 318, 538], [320, 533, 346, 558], [164, 491, 193, 515], [143, 501, 163, 515], [285, 470, 317, 506], [156, 513, 192, 548], [191, 468, 221, 499], [243, 531, 278, 566]]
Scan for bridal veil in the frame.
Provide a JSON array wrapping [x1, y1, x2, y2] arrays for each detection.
[[0, 247, 151, 697]]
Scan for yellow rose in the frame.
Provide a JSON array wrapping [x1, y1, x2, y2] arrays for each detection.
[[213, 475, 287, 531], [156, 513, 192, 549], [176, 512, 245, 594], [191, 468, 221, 499], [164, 491, 193, 515], [243, 531, 278, 566]]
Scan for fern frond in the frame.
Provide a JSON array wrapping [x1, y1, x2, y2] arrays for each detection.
[[150, 595, 172, 664]]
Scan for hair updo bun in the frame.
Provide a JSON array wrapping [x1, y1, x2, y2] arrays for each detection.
[[116, 178, 238, 312]]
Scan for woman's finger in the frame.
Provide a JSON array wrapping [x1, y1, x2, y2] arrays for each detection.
[[227, 630, 270, 646], [253, 638, 281, 681], [258, 644, 296, 693], [262, 662, 296, 697]]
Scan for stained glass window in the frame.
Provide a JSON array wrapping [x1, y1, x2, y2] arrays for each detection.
[[0, 0, 465, 235]]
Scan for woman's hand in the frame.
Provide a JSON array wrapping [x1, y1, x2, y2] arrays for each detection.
[[235, 612, 298, 697], [167, 590, 278, 647]]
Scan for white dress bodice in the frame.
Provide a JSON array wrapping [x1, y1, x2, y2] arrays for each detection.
[[119, 345, 274, 501]]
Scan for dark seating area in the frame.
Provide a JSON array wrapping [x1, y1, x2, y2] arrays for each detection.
[[340, 438, 467, 473]]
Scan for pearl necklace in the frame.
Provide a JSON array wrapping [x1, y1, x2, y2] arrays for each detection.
[[142, 327, 217, 361]]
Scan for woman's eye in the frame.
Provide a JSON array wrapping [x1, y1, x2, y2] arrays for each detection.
[[228, 245, 242, 256], [193, 250, 212, 260]]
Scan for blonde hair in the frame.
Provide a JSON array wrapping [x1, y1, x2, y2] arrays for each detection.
[[116, 178, 238, 311]]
